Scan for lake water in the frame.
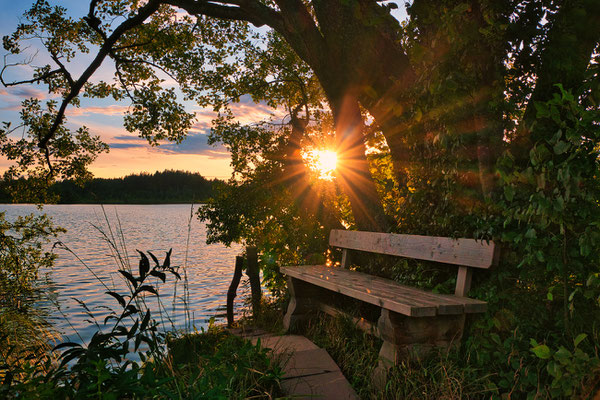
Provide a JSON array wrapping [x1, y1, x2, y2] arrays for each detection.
[[1, 204, 245, 345]]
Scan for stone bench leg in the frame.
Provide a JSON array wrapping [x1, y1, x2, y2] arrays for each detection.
[[283, 277, 319, 332], [373, 309, 466, 385]]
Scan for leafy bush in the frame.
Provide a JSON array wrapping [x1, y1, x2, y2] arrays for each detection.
[[0, 212, 64, 310]]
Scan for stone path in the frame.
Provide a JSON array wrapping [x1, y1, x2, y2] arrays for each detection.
[[230, 328, 358, 399]]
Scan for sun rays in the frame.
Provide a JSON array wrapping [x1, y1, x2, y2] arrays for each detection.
[[302, 149, 338, 180]]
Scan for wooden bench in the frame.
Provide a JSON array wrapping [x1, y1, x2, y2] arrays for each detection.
[[281, 229, 498, 378]]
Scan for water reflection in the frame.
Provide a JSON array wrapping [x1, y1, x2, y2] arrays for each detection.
[[1, 204, 245, 345]]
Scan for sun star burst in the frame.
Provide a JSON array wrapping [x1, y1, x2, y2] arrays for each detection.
[[303, 149, 337, 180]]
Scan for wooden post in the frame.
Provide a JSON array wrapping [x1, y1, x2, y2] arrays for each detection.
[[455, 266, 473, 297], [341, 248, 351, 268], [283, 277, 319, 332], [246, 246, 261, 317], [226, 256, 244, 328]]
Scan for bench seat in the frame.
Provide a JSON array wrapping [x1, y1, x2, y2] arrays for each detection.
[[281, 229, 498, 385], [281, 265, 487, 317]]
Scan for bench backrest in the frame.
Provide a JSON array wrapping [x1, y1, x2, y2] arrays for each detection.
[[329, 229, 498, 297]]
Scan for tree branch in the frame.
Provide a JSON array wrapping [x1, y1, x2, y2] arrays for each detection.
[[164, 0, 284, 31], [272, 0, 326, 71], [38, 0, 162, 153], [49, 52, 74, 87], [0, 52, 63, 88]]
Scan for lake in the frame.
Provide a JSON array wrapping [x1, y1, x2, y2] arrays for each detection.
[[1, 204, 245, 345]]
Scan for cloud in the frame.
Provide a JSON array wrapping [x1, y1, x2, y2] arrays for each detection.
[[8, 86, 48, 98], [108, 142, 146, 149], [108, 131, 229, 159], [160, 132, 229, 158], [191, 94, 287, 127], [0, 85, 55, 113], [192, 109, 216, 131], [66, 104, 129, 117], [112, 134, 146, 142], [0, 104, 22, 112]]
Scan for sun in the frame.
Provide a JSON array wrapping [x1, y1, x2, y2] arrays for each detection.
[[302, 149, 338, 180]]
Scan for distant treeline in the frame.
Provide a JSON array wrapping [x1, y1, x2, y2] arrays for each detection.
[[0, 170, 221, 204]]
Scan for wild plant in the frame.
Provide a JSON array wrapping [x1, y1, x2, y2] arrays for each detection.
[[1, 250, 180, 398]]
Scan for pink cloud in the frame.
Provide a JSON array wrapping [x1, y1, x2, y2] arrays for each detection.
[[191, 96, 287, 128], [66, 104, 130, 117], [0, 85, 58, 114], [0, 104, 22, 112]]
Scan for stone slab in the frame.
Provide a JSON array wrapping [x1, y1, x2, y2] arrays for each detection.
[[281, 348, 339, 378], [282, 370, 358, 400], [251, 334, 320, 354], [233, 330, 358, 400]]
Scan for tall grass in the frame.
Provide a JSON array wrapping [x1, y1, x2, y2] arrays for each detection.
[[304, 313, 492, 399], [1, 206, 285, 399]]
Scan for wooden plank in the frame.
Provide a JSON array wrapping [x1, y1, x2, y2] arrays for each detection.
[[329, 230, 497, 269], [282, 265, 487, 314], [281, 266, 437, 317], [358, 273, 486, 314], [322, 270, 464, 315], [297, 265, 448, 311]]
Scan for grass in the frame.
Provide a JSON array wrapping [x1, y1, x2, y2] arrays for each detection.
[[166, 325, 284, 399], [302, 312, 491, 399]]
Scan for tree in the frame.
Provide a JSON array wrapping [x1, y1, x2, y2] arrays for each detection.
[[1, 0, 599, 231], [3, 2, 600, 396]]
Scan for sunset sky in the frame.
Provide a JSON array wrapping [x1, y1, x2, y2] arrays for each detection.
[[0, 1, 407, 180]]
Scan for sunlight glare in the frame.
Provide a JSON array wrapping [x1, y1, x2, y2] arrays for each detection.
[[303, 149, 337, 180]]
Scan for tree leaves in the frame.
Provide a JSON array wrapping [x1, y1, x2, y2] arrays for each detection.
[[531, 344, 551, 359]]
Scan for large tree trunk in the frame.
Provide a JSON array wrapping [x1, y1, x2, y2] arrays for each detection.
[[515, 0, 600, 160], [272, 1, 396, 231], [280, 111, 343, 230], [274, 0, 417, 191], [312, 0, 418, 189], [330, 89, 390, 232]]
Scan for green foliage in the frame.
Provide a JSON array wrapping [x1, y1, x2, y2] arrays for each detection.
[[1, 249, 181, 399], [0, 100, 108, 203], [463, 310, 600, 399], [528, 334, 600, 398], [495, 84, 600, 336], [0, 212, 64, 309], [0, 210, 64, 392], [168, 327, 283, 399]]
